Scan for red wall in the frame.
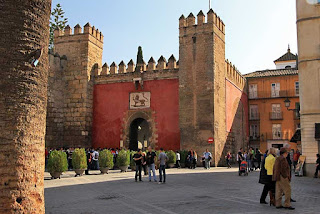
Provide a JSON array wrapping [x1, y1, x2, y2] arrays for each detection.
[[225, 80, 249, 136], [92, 79, 180, 150]]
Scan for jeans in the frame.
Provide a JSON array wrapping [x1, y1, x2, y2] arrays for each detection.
[[148, 163, 157, 181], [159, 165, 166, 182], [135, 165, 142, 181], [205, 159, 210, 169], [226, 159, 231, 168], [247, 160, 252, 170]]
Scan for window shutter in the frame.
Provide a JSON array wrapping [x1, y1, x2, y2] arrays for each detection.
[[315, 123, 320, 139]]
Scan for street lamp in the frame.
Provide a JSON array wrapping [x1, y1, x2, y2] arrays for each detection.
[[284, 98, 299, 112]]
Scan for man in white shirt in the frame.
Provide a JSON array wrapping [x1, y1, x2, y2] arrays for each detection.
[[176, 151, 181, 168]]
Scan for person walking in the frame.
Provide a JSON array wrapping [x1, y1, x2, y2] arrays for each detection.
[[176, 151, 181, 168], [203, 149, 212, 169], [273, 148, 295, 210], [142, 151, 147, 176], [133, 149, 143, 182], [259, 148, 276, 205], [158, 148, 168, 184], [237, 148, 244, 170], [314, 153, 320, 178], [255, 149, 262, 170], [226, 152, 232, 168], [187, 149, 194, 169], [146, 146, 157, 182], [293, 150, 301, 171], [193, 151, 198, 169], [85, 148, 91, 175]]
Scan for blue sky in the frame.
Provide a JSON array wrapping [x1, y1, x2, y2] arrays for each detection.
[[52, 0, 297, 74]]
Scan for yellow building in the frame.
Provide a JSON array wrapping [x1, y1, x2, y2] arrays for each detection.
[[245, 48, 300, 153]]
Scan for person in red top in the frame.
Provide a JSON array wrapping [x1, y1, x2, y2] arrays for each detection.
[[292, 149, 301, 171]]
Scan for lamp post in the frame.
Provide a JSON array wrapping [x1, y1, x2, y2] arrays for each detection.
[[284, 98, 299, 112]]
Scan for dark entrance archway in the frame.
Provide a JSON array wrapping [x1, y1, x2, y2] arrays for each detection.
[[129, 118, 150, 151]]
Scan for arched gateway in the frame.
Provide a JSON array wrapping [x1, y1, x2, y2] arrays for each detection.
[[122, 110, 157, 150]]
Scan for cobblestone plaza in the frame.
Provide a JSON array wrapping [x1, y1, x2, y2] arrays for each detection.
[[45, 168, 320, 214]]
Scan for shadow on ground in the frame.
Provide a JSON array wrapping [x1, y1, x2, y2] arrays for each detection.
[[45, 170, 320, 214]]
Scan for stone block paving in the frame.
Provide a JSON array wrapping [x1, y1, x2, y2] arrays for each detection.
[[45, 168, 320, 214]]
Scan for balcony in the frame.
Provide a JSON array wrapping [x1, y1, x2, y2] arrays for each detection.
[[266, 132, 290, 140], [249, 113, 260, 121], [269, 112, 283, 120], [249, 135, 260, 141], [249, 90, 299, 100]]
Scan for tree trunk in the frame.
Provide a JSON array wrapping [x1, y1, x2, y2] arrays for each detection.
[[0, 1, 51, 213]]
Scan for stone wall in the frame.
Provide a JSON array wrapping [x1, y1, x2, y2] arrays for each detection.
[[46, 24, 103, 148], [296, 0, 320, 176], [179, 10, 224, 165]]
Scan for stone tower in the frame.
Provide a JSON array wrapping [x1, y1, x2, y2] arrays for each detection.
[[46, 23, 103, 147], [178, 10, 227, 166], [296, 0, 320, 176]]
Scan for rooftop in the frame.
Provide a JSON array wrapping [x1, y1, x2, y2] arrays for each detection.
[[274, 47, 297, 63], [244, 68, 298, 78]]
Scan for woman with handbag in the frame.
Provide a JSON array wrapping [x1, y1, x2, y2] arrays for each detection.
[[259, 148, 276, 206]]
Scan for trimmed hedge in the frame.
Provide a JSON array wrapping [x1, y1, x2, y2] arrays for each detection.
[[72, 148, 87, 170], [99, 149, 114, 169], [47, 150, 68, 173]]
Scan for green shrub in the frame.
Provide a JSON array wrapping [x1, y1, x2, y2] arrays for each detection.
[[47, 150, 68, 173], [72, 148, 87, 170], [116, 149, 130, 167], [166, 150, 176, 164], [179, 150, 188, 164], [99, 149, 114, 169]]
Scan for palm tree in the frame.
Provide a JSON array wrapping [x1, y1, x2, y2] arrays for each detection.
[[0, 0, 51, 213]]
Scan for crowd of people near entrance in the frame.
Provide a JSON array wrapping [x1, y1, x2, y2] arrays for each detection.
[[235, 145, 320, 210], [46, 144, 320, 209], [175, 149, 213, 169]]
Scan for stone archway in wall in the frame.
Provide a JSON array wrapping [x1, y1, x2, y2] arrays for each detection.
[[121, 110, 158, 150]]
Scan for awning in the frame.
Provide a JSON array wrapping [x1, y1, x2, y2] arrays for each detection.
[[290, 129, 301, 143]]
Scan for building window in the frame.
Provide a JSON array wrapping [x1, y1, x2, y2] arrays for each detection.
[[249, 84, 258, 99], [272, 124, 282, 140], [250, 124, 259, 140], [271, 83, 280, 97], [295, 82, 299, 96], [249, 105, 259, 120], [271, 104, 282, 119]]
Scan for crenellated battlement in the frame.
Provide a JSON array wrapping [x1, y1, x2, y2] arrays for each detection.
[[225, 60, 246, 89], [54, 22, 104, 43], [179, 9, 225, 36], [49, 52, 68, 70], [97, 54, 179, 76]]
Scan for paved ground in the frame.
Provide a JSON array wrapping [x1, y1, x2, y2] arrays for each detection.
[[45, 167, 320, 214]]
